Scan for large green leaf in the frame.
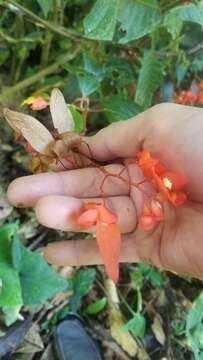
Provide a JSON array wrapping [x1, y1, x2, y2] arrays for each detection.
[[135, 51, 163, 108], [186, 292, 203, 359], [36, 0, 53, 18], [83, 0, 119, 40], [12, 237, 70, 306], [118, 0, 161, 44], [0, 224, 22, 307], [103, 96, 142, 122], [168, 4, 203, 29]]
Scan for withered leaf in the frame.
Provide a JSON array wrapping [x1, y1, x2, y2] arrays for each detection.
[[3, 108, 53, 155], [50, 88, 74, 134]]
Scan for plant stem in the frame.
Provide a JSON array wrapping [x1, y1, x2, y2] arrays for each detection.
[[7, 0, 87, 43], [0, 48, 80, 103], [118, 290, 135, 317]]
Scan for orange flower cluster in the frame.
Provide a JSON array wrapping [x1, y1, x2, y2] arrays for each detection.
[[75, 151, 188, 283], [175, 81, 203, 106], [77, 203, 121, 283], [137, 150, 187, 231]]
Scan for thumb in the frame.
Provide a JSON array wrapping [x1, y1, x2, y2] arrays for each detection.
[[80, 108, 148, 161]]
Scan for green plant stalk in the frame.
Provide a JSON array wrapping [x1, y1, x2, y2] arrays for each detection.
[[40, 1, 61, 67], [136, 289, 142, 313], [7, 0, 87, 43], [40, 30, 53, 67], [0, 48, 80, 103], [118, 290, 135, 317]]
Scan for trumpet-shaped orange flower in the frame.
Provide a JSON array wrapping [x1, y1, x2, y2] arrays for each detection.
[[77, 203, 121, 283]]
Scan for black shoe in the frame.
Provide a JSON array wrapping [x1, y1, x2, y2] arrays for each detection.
[[54, 315, 103, 360]]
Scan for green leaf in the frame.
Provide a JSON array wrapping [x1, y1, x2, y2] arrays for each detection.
[[105, 57, 135, 87], [83, 52, 105, 81], [118, 0, 161, 44], [3, 306, 22, 326], [0, 224, 22, 308], [85, 297, 107, 315], [12, 237, 70, 306], [0, 48, 10, 66], [176, 62, 189, 85], [186, 292, 203, 359], [138, 263, 165, 287], [103, 96, 142, 122], [135, 51, 163, 108], [130, 270, 144, 290], [83, 0, 119, 41], [36, 0, 53, 18], [124, 313, 146, 338], [192, 49, 203, 72], [68, 52, 104, 96], [78, 73, 100, 97], [164, 12, 183, 39], [69, 268, 96, 311], [68, 105, 84, 133], [168, 4, 203, 29]]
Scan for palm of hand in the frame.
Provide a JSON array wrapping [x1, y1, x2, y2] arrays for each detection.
[[7, 103, 203, 280]]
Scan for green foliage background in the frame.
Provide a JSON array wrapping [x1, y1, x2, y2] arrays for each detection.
[[0, 0, 203, 359]]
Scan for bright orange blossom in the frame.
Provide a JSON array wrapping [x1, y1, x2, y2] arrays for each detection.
[[137, 150, 188, 230], [77, 203, 121, 283]]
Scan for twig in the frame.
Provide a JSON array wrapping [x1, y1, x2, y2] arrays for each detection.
[[0, 48, 80, 103], [157, 42, 203, 58], [28, 231, 48, 250], [0, 29, 43, 44], [188, 41, 203, 54]]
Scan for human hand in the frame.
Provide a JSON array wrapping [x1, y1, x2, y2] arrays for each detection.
[[7, 103, 203, 280]]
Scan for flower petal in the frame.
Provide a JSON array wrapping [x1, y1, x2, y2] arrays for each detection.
[[77, 209, 98, 228], [162, 171, 188, 191], [96, 221, 121, 283], [97, 205, 117, 224], [139, 215, 157, 231]]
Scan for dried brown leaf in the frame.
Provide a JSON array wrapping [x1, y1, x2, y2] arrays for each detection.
[[3, 108, 53, 155], [50, 88, 74, 133], [110, 307, 138, 357], [151, 314, 166, 345]]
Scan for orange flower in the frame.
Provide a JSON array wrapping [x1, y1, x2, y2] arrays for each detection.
[[77, 203, 121, 283], [175, 89, 197, 105], [30, 97, 49, 111], [21, 95, 49, 111], [139, 200, 164, 231], [137, 150, 187, 230], [197, 91, 203, 106]]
